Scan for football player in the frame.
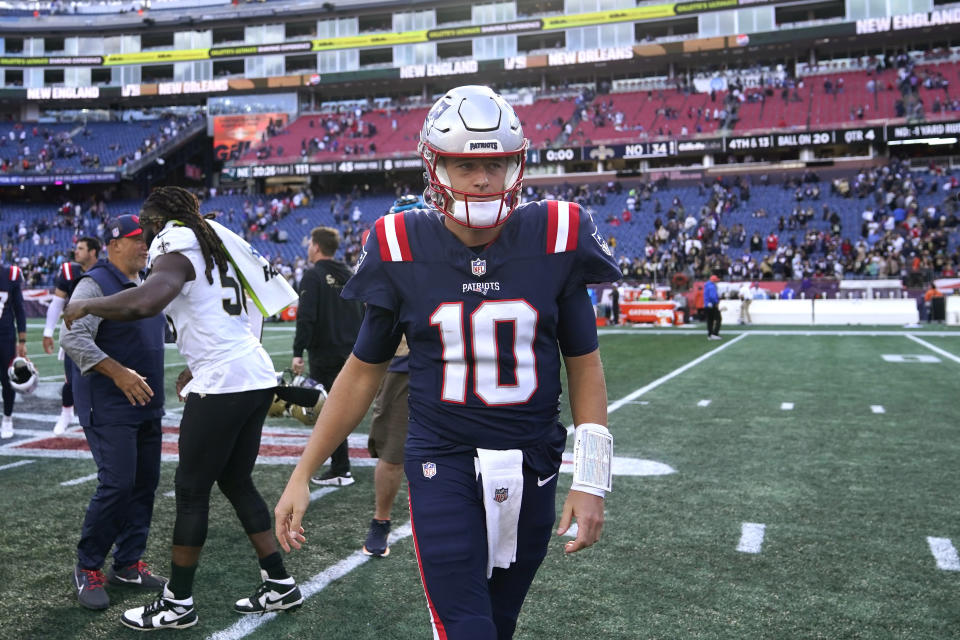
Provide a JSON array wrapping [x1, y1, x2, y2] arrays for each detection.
[[42, 236, 101, 435], [63, 187, 301, 631], [275, 85, 621, 639], [0, 260, 28, 439]]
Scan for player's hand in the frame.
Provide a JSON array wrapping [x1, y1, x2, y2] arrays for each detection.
[[274, 479, 310, 552], [42, 336, 55, 354], [111, 367, 154, 406], [16, 342, 27, 358], [291, 356, 304, 375], [62, 301, 88, 329], [175, 367, 193, 401], [557, 489, 604, 554]]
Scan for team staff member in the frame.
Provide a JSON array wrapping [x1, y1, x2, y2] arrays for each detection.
[[60, 217, 166, 611], [291, 226, 363, 487], [43, 236, 102, 435], [0, 257, 28, 439], [275, 85, 619, 639], [704, 275, 722, 340], [64, 188, 301, 631]]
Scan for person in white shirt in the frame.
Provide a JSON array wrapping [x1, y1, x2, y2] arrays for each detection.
[[63, 186, 301, 632]]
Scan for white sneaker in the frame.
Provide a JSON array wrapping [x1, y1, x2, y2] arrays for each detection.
[[121, 584, 197, 630], [1, 416, 12, 439], [53, 408, 73, 435]]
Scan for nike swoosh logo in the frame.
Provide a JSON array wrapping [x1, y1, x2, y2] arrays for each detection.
[[264, 588, 297, 605], [115, 575, 142, 584], [156, 610, 186, 624], [537, 473, 557, 487]]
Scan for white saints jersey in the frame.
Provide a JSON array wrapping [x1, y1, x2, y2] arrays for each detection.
[[148, 221, 276, 395]]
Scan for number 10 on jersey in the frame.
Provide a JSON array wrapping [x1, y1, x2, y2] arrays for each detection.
[[430, 299, 538, 406]]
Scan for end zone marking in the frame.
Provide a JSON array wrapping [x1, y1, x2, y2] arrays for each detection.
[[906, 335, 960, 365], [781, 402, 794, 411], [697, 399, 712, 407], [60, 472, 98, 487], [870, 405, 885, 414], [737, 522, 766, 554], [926, 537, 960, 571], [0, 459, 35, 472]]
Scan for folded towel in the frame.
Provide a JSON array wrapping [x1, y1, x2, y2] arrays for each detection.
[[475, 448, 524, 579], [207, 219, 298, 317]]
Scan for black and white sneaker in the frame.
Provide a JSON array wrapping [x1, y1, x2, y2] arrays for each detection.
[[121, 585, 197, 630], [74, 565, 109, 610], [234, 570, 303, 614], [361, 519, 391, 557], [107, 560, 167, 590], [310, 469, 355, 486]]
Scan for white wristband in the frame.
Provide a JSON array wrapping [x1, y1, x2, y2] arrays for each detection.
[[571, 422, 613, 495]]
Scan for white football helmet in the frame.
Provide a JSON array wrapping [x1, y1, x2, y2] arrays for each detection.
[[419, 85, 528, 229], [8, 357, 38, 395]]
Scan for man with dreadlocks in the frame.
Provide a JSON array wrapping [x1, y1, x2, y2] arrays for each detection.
[[63, 186, 302, 631]]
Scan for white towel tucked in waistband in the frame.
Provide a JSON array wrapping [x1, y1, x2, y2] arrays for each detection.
[[207, 219, 298, 317], [475, 448, 524, 579]]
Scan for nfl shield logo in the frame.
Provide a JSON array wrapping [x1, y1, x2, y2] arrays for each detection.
[[494, 488, 509, 503], [471, 258, 486, 277], [422, 462, 437, 479]]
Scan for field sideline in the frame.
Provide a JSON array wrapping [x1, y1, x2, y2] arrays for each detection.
[[1, 320, 959, 639]]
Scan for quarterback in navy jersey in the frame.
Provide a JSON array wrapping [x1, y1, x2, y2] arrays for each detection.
[[276, 85, 620, 640], [42, 237, 102, 435], [0, 263, 29, 439]]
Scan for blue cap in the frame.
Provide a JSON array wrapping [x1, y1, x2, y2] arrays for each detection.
[[105, 214, 143, 242]]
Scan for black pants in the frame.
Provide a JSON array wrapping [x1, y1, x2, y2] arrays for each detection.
[[307, 350, 351, 476], [705, 305, 722, 336], [172, 388, 274, 547]]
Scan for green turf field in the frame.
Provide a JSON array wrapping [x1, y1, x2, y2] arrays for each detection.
[[2, 320, 960, 639]]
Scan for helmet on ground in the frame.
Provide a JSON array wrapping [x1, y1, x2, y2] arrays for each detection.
[[419, 85, 528, 229], [289, 376, 327, 426], [8, 357, 38, 395]]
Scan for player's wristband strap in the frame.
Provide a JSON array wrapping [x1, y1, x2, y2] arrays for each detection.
[[571, 423, 613, 496]]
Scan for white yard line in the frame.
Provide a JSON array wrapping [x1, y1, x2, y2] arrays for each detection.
[[927, 537, 960, 571], [697, 399, 712, 407], [0, 459, 35, 472], [593, 333, 748, 430], [207, 523, 413, 640], [737, 523, 766, 554], [905, 334, 960, 364], [60, 472, 98, 487], [870, 405, 885, 414], [781, 402, 794, 411]]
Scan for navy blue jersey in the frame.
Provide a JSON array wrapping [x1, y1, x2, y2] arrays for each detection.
[[0, 265, 26, 337], [344, 200, 621, 452], [54, 261, 84, 297]]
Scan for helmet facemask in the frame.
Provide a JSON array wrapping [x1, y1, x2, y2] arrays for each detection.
[[421, 144, 526, 229]]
